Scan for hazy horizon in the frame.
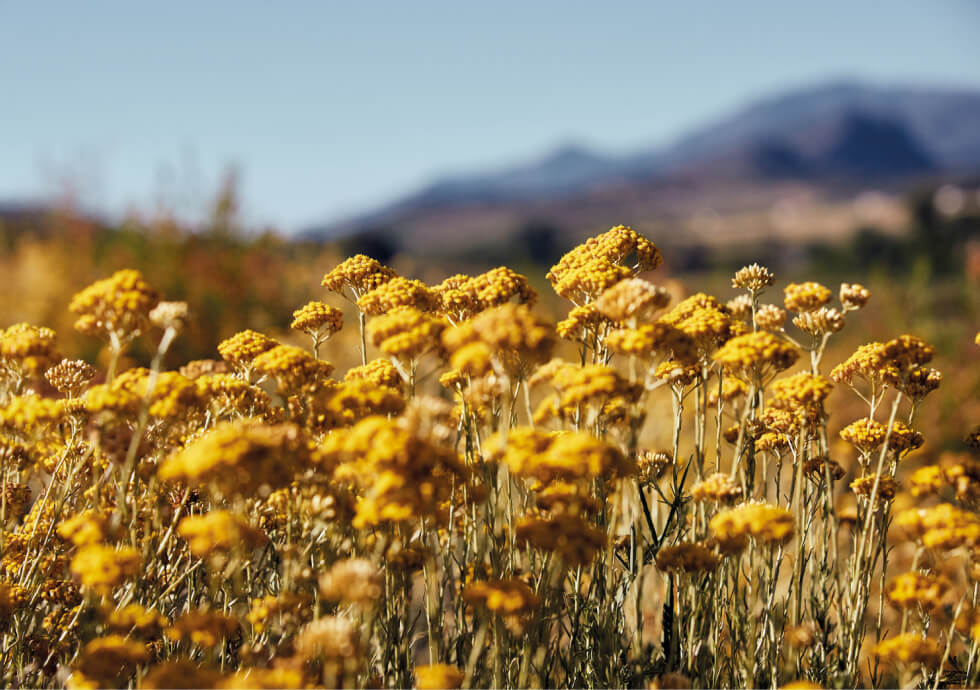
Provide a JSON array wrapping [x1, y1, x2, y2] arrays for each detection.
[[3, 1, 979, 232]]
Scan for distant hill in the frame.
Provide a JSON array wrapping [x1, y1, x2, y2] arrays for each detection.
[[303, 80, 980, 249]]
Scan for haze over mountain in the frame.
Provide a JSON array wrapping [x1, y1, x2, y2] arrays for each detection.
[[306, 80, 980, 246]]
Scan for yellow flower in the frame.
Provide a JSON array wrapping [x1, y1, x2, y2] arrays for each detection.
[[713, 332, 798, 383], [547, 225, 661, 304], [710, 502, 794, 553], [177, 510, 267, 558], [167, 610, 240, 648], [691, 473, 743, 503], [416, 663, 465, 690], [70, 544, 141, 594], [368, 306, 446, 360], [463, 578, 541, 615], [158, 420, 312, 496], [886, 572, 949, 611], [217, 329, 279, 374], [515, 513, 607, 565], [872, 633, 942, 669], [783, 281, 831, 313], [291, 300, 343, 335], [321, 254, 397, 299], [69, 269, 160, 342], [357, 276, 438, 315], [72, 635, 148, 686], [252, 343, 334, 392], [0, 323, 60, 379], [656, 543, 720, 573], [345, 358, 402, 389]]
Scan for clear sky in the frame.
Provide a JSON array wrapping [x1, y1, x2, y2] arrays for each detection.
[[2, 1, 979, 231]]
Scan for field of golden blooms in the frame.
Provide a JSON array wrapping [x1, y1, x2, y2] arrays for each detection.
[[1, 224, 979, 689]]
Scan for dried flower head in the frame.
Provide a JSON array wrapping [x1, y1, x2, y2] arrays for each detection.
[[656, 542, 720, 573], [149, 300, 189, 331], [319, 558, 383, 605], [594, 278, 671, 326], [793, 306, 845, 337], [692, 473, 744, 503], [840, 282, 871, 310], [732, 263, 775, 293], [754, 304, 787, 331], [45, 359, 96, 397]]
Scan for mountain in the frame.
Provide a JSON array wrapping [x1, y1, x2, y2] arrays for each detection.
[[305, 80, 980, 245]]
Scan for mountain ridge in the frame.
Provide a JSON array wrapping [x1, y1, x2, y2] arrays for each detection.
[[304, 79, 980, 241]]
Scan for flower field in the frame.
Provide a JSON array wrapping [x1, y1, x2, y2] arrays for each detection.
[[1, 223, 979, 688]]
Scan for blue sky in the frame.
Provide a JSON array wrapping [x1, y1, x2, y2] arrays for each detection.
[[2, 1, 979, 231]]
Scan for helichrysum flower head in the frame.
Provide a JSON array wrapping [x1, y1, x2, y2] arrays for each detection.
[[850, 474, 898, 502], [57, 510, 110, 547], [319, 558, 383, 606], [435, 267, 536, 322], [69, 269, 160, 341], [547, 225, 661, 303], [0, 323, 61, 379], [783, 281, 832, 313], [291, 301, 343, 337], [444, 303, 555, 378], [594, 277, 670, 325], [368, 307, 446, 360], [149, 300, 189, 331], [732, 263, 775, 293], [45, 359, 96, 397], [357, 276, 438, 315], [840, 282, 871, 310], [321, 254, 397, 299], [902, 366, 942, 401], [104, 604, 167, 639], [873, 633, 942, 669], [416, 664, 465, 690], [605, 322, 696, 363], [252, 343, 334, 391], [894, 503, 980, 550], [491, 427, 633, 483], [177, 510, 267, 558], [656, 542, 720, 573], [754, 304, 786, 331], [463, 578, 541, 615], [167, 610, 240, 648], [70, 544, 141, 594], [881, 334, 936, 371], [831, 341, 898, 388], [345, 358, 402, 390], [158, 420, 312, 496], [217, 329, 279, 375], [710, 502, 794, 553], [726, 294, 753, 321], [71, 635, 148, 687], [692, 473, 744, 503], [886, 571, 950, 611], [793, 306, 845, 336], [713, 331, 799, 383], [515, 513, 606, 565]]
